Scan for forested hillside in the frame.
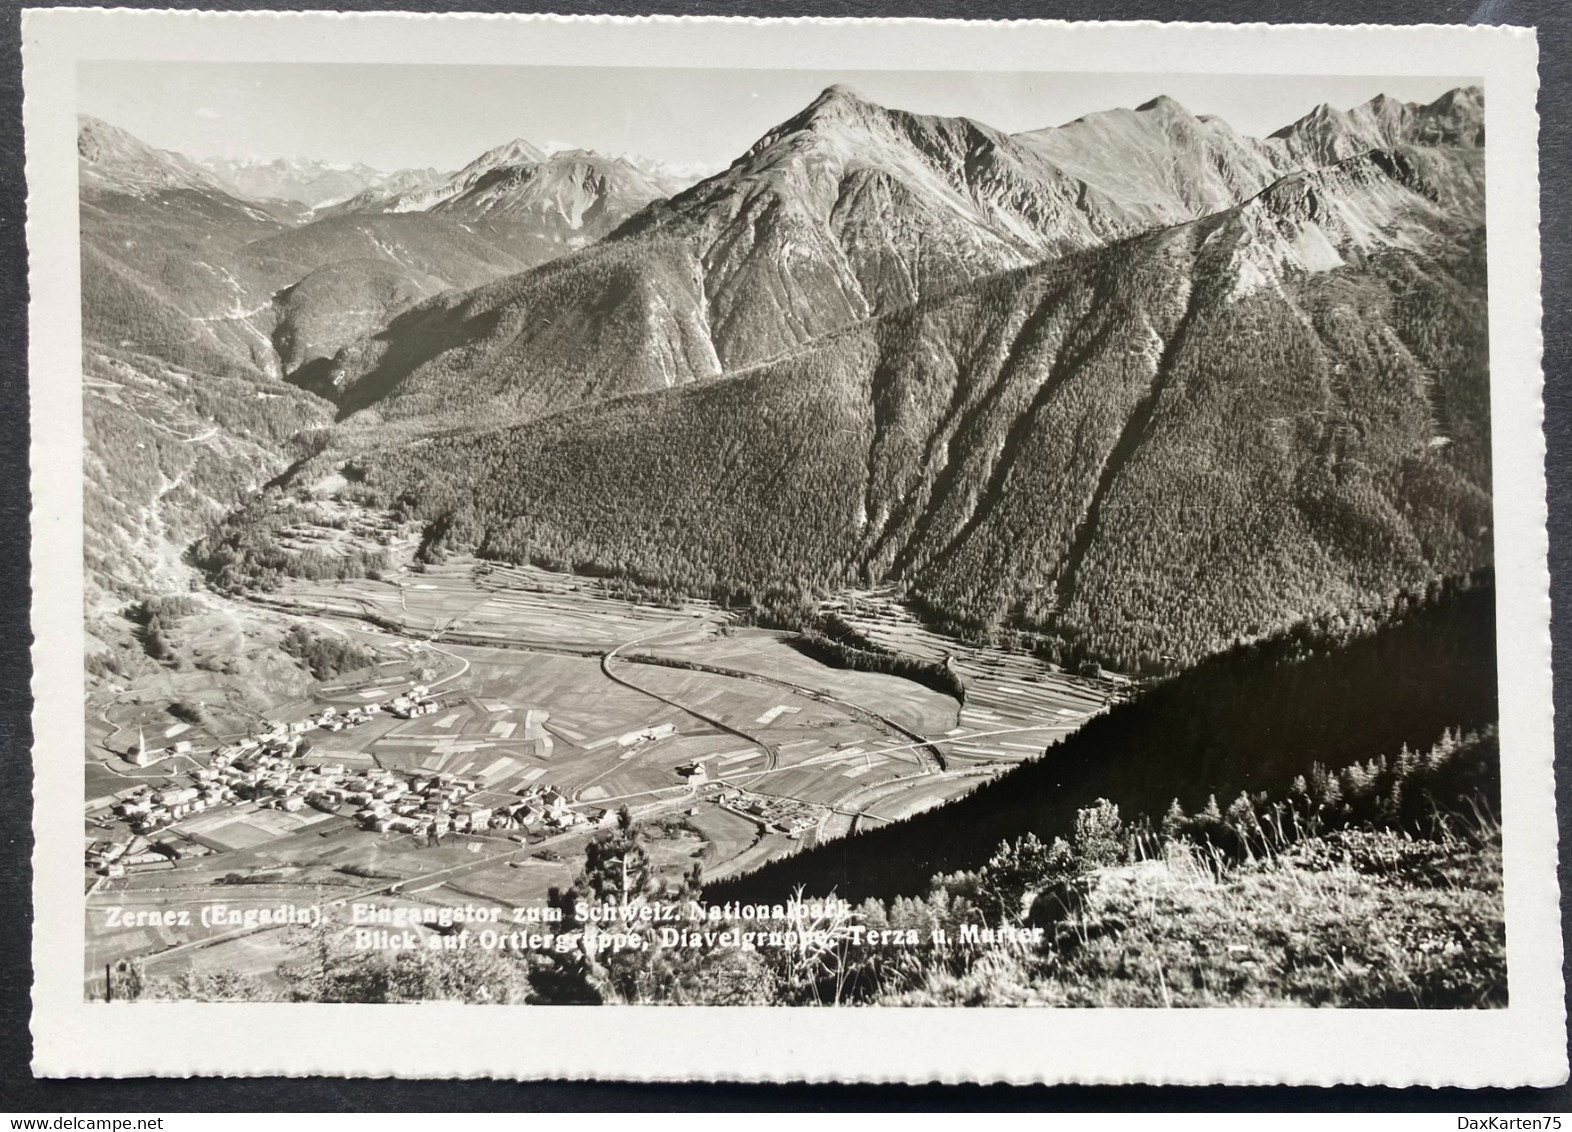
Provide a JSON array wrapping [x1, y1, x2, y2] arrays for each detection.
[[82, 349, 331, 613], [327, 235, 721, 421], [82, 191, 567, 389], [706, 571, 1497, 905], [80, 115, 641, 394], [359, 141, 1488, 670]]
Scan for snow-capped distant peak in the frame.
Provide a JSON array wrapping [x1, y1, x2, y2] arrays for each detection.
[[193, 153, 449, 208]]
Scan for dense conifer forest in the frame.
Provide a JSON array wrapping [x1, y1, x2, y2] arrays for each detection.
[[789, 613, 967, 702]]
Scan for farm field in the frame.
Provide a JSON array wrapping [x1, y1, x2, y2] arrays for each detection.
[[684, 805, 762, 873], [640, 630, 962, 737], [607, 657, 929, 806], [264, 560, 710, 651], [84, 559, 1115, 996]]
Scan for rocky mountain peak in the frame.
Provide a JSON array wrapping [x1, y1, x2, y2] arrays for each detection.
[[77, 114, 132, 160], [1134, 94, 1190, 116], [1268, 100, 1339, 140], [1013, 96, 1281, 229], [734, 83, 903, 160], [462, 137, 548, 175], [1413, 84, 1485, 146], [809, 83, 879, 115], [78, 114, 229, 197]]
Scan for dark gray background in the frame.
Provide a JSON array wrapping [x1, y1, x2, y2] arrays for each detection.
[[1, 0, 1565, 1111]]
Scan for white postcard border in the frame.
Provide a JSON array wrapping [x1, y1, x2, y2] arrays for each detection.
[[23, 9, 1560, 1085]]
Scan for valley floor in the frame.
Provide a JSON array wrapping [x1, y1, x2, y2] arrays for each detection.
[[82, 558, 1115, 997]]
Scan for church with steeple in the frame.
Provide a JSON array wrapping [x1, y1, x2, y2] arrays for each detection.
[[125, 726, 165, 768]]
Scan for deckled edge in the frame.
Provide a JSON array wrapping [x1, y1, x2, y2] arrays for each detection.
[[20, 10, 1561, 1086]]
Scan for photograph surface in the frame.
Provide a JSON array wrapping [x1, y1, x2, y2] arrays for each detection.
[[25, 11, 1560, 1084]]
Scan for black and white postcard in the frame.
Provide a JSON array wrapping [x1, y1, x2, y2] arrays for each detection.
[[21, 9, 1561, 1085]]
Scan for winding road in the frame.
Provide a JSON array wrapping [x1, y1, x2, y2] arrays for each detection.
[[598, 611, 781, 774]]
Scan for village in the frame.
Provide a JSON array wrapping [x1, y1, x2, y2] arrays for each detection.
[[85, 682, 608, 879]]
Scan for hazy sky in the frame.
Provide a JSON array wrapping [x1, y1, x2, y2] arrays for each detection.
[[78, 62, 1475, 175]]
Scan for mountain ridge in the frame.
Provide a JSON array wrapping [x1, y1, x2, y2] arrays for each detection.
[[1267, 84, 1485, 166], [319, 83, 1485, 430], [326, 138, 668, 244], [79, 115, 234, 199], [346, 136, 1488, 671]]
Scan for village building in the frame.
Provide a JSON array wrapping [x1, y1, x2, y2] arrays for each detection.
[[125, 727, 170, 768]]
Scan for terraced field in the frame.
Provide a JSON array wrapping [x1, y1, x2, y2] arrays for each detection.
[[643, 629, 961, 737], [824, 589, 1119, 765]]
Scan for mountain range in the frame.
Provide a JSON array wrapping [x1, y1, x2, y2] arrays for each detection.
[[323, 83, 1165, 418], [80, 83, 1490, 670], [322, 85, 1486, 429], [322, 137, 673, 248], [196, 154, 448, 210], [365, 134, 1487, 669]]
